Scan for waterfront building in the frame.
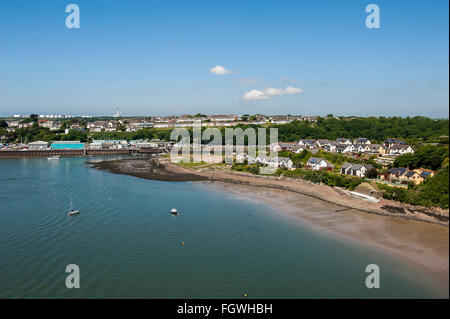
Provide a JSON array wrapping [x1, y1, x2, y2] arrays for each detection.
[[27, 141, 50, 150], [50, 141, 84, 150]]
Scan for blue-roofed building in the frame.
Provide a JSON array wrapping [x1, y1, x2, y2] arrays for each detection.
[[382, 167, 435, 185], [51, 141, 84, 150]]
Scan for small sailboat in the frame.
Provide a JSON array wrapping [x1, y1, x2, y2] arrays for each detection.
[[47, 155, 60, 160], [68, 197, 80, 216], [170, 208, 178, 216]]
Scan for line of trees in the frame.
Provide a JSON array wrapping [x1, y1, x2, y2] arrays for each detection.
[[273, 116, 448, 143], [393, 145, 449, 170], [2, 116, 448, 147]]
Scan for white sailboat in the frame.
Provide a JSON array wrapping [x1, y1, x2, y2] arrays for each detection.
[[68, 197, 80, 216]]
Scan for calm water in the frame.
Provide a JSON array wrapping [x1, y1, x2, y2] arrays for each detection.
[[0, 157, 443, 298]]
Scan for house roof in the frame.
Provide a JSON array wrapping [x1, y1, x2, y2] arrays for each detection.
[[28, 141, 49, 145], [278, 142, 297, 148], [341, 163, 352, 169], [336, 144, 351, 150], [51, 141, 82, 144], [385, 138, 406, 144], [391, 144, 411, 150], [307, 157, 324, 164], [405, 171, 418, 177], [299, 139, 316, 144], [388, 167, 408, 175], [419, 171, 432, 178]]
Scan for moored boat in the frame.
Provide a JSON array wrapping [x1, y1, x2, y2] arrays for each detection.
[[68, 197, 80, 216]]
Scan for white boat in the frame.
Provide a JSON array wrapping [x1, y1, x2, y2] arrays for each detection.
[[47, 155, 60, 160], [68, 197, 80, 216], [170, 208, 178, 216]]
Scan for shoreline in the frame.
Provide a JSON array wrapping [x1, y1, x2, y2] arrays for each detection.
[[90, 157, 449, 293], [90, 157, 449, 227]]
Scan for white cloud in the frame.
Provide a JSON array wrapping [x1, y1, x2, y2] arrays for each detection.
[[242, 90, 270, 100], [242, 86, 303, 101], [283, 86, 303, 94], [264, 87, 284, 96], [209, 65, 232, 75]]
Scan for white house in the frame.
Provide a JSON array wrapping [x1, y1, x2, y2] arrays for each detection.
[[353, 144, 368, 153], [269, 142, 298, 152], [315, 139, 330, 148], [354, 138, 371, 145], [298, 139, 317, 148], [340, 163, 375, 178], [306, 157, 334, 171], [336, 138, 352, 144], [253, 155, 294, 170], [389, 144, 414, 155], [335, 144, 355, 154], [323, 142, 338, 153]]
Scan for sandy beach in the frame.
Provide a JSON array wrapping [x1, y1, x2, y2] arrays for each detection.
[[90, 157, 449, 293], [206, 182, 449, 284]]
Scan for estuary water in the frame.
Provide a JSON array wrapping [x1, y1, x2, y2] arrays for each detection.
[[0, 157, 443, 298]]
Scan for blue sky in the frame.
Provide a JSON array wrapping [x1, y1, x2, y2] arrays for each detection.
[[0, 0, 448, 117]]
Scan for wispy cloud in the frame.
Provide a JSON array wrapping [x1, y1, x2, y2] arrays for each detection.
[[280, 76, 298, 84], [242, 86, 303, 101], [209, 65, 232, 75], [236, 78, 257, 86]]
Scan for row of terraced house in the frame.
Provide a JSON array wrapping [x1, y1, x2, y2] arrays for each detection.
[[270, 137, 414, 157]]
